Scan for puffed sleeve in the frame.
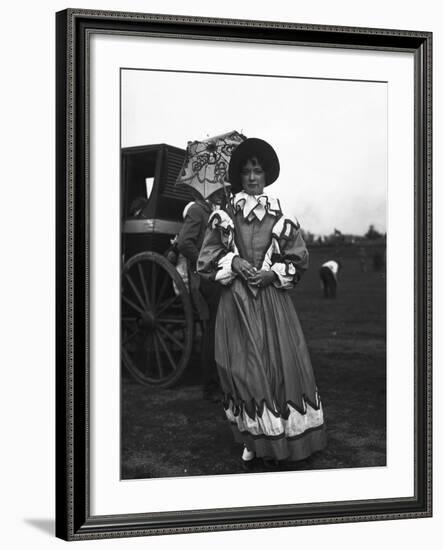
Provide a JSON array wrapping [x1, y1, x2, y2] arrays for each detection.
[[197, 210, 239, 285], [269, 215, 309, 289]]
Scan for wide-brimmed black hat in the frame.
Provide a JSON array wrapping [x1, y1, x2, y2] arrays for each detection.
[[228, 138, 280, 193]]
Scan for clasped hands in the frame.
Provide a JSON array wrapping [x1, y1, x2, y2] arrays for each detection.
[[231, 256, 277, 287]]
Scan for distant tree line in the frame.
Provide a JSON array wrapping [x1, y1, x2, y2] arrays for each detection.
[[301, 225, 386, 246]]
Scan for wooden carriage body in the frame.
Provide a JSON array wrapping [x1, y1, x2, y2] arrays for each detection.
[[121, 144, 198, 388], [121, 143, 193, 260]]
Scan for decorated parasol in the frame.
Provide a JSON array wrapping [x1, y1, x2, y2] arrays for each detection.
[[176, 130, 249, 267], [176, 130, 246, 199]]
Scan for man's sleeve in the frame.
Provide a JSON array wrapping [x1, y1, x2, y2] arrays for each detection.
[[177, 205, 204, 268]]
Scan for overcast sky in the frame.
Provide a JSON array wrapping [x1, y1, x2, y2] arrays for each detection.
[[122, 69, 387, 236]]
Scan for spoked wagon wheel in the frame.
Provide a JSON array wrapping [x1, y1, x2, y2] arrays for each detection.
[[121, 251, 193, 388]]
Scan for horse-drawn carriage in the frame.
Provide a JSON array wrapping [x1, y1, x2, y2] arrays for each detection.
[[121, 143, 199, 388]]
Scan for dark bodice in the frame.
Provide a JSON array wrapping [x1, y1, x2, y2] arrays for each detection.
[[197, 192, 309, 287], [234, 212, 279, 269]]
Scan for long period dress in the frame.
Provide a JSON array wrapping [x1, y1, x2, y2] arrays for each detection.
[[197, 191, 327, 461]]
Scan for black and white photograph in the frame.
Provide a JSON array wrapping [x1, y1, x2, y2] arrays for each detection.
[[51, 6, 432, 542], [2, 0, 440, 547], [120, 68, 387, 479]]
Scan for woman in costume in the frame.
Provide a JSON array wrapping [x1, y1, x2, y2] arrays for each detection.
[[197, 138, 326, 469]]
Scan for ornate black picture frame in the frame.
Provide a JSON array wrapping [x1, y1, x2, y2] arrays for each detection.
[[55, 8, 432, 541]]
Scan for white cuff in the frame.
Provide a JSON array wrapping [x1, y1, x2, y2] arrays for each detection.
[[215, 252, 238, 285], [271, 262, 296, 289]]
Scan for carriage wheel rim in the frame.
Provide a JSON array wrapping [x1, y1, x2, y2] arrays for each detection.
[[121, 251, 193, 387]]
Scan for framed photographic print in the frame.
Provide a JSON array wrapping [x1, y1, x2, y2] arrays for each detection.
[[55, 8, 432, 540]]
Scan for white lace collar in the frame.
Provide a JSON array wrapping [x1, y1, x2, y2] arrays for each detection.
[[232, 191, 282, 221]]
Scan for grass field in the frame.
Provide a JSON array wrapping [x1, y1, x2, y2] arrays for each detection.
[[121, 246, 386, 479]]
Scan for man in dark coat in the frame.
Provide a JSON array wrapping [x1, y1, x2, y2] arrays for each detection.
[[177, 188, 226, 401]]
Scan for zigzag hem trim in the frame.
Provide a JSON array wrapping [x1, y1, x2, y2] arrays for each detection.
[[229, 422, 326, 442], [222, 392, 322, 420]]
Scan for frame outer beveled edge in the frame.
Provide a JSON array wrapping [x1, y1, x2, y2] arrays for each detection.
[[66, 7, 432, 38], [56, 8, 433, 540]]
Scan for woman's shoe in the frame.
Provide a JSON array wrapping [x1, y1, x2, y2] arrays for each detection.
[[241, 446, 255, 472]]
